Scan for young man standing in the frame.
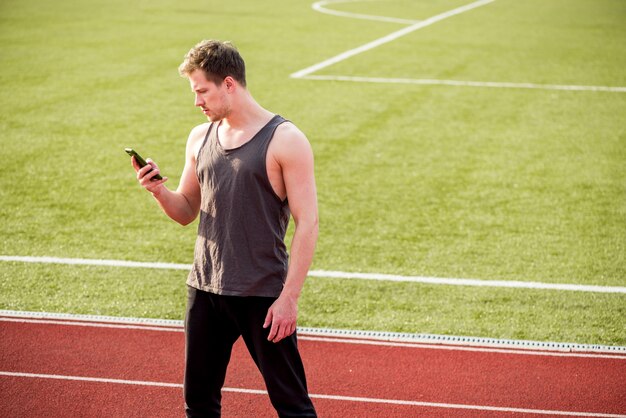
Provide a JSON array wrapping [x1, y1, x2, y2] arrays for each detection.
[[131, 40, 318, 417]]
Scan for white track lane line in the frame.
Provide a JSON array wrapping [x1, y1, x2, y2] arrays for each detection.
[[2, 255, 624, 294], [1, 371, 624, 417], [2, 312, 625, 357], [291, 0, 495, 78], [297, 336, 626, 360], [0, 317, 184, 333]]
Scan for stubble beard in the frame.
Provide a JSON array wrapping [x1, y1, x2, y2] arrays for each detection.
[[206, 104, 231, 123]]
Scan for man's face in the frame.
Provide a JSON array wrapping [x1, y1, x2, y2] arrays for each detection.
[[188, 69, 229, 122]]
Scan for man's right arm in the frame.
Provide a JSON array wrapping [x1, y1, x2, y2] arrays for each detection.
[[133, 124, 205, 226]]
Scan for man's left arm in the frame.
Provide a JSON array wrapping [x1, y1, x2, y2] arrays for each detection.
[[263, 124, 319, 343]]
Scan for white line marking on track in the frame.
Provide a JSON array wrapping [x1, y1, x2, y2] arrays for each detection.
[[0, 317, 184, 333], [1, 371, 624, 417], [2, 311, 625, 357], [311, 391, 626, 418], [313, 0, 420, 24], [298, 336, 626, 360], [300, 74, 626, 93], [291, 0, 495, 78], [0, 371, 182, 388], [2, 255, 624, 294]]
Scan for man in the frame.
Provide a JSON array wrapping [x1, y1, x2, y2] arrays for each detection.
[[131, 40, 318, 417]]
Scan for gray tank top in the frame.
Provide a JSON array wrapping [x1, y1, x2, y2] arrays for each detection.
[[187, 114, 290, 297]]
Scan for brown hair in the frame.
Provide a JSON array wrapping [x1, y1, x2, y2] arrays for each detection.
[[178, 40, 246, 87]]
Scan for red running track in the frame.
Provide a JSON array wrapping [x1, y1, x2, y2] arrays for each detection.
[[0, 314, 625, 417]]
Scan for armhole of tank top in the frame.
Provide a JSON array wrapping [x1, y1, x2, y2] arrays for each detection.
[[195, 123, 215, 180], [263, 119, 289, 205]]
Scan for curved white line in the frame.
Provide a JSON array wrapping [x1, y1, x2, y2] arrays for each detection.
[[313, 0, 420, 25], [292, 0, 495, 78]]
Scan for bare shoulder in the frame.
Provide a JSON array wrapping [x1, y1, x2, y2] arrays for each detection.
[[271, 121, 313, 160], [188, 122, 211, 144], [186, 122, 211, 158], [274, 121, 309, 144], [266, 121, 314, 199]]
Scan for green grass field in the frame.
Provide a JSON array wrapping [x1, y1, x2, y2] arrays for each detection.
[[1, 0, 625, 345]]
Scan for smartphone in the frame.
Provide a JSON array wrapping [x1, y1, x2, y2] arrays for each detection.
[[125, 148, 163, 180]]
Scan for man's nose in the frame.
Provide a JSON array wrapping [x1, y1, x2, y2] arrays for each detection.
[[195, 94, 203, 107]]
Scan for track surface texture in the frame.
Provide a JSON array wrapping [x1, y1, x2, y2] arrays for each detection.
[[0, 314, 625, 417]]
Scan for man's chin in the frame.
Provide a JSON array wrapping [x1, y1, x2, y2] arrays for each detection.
[[204, 111, 223, 123]]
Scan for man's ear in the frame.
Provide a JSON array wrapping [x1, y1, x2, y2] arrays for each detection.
[[224, 76, 236, 92]]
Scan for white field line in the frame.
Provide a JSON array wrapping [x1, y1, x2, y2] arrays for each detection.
[[2, 310, 626, 356], [299, 2, 626, 93], [1, 372, 625, 417], [313, 0, 420, 24], [308, 269, 626, 294], [291, 0, 495, 78], [300, 74, 626, 93], [0, 255, 191, 270], [1, 255, 624, 294]]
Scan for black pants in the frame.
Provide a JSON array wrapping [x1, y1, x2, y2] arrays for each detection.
[[184, 286, 317, 418]]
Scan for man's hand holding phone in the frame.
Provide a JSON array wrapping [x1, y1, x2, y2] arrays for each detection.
[[126, 148, 168, 195]]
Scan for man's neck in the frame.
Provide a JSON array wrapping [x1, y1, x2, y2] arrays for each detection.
[[221, 92, 274, 131]]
